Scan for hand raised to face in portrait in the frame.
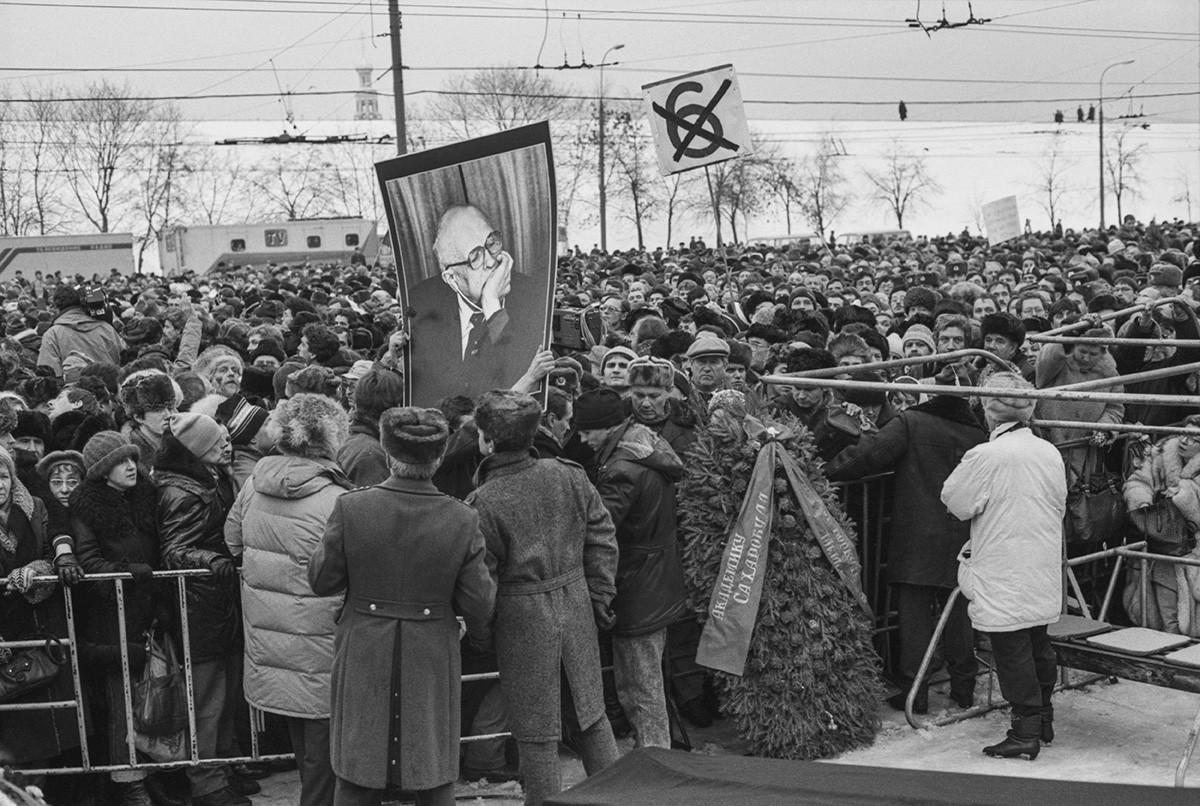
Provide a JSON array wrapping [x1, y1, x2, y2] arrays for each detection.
[[479, 250, 513, 320]]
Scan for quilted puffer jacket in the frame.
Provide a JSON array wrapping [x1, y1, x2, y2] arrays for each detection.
[[225, 454, 353, 718]]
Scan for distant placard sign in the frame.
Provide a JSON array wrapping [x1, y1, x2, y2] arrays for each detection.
[[983, 196, 1021, 245], [642, 65, 751, 177]]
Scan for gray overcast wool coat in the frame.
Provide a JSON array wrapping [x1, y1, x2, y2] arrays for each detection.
[[308, 476, 496, 790], [468, 451, 618, 742]]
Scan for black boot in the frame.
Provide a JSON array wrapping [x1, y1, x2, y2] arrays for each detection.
[[950, 684, 975, 709], [1041, 705, 1054, 744], [886, 680, 928, 715], [983, 715, 1041, 760], [1040, 686, 1055, 744], [116, 781, 155, 806]]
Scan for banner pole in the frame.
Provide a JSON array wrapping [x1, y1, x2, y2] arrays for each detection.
[[704, 165, 731, 286]]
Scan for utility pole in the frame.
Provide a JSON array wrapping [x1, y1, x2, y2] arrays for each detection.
[[388, 0, 406, 155]]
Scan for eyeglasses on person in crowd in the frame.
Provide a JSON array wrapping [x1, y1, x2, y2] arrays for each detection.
[[444, 230, 503, 272]]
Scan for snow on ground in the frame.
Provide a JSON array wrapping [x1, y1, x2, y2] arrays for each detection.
[[253, 670, 1200, 803]]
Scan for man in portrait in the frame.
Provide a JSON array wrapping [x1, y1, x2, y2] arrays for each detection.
[[407, 204, 547, 406]]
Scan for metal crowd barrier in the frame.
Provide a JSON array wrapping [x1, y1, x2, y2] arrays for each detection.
[[830, 473, 898, 671], [0, 468, 905, 776], [2, 569, 288, 777]]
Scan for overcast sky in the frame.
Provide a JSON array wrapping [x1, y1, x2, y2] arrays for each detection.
[[1, 0, 1197, 129]]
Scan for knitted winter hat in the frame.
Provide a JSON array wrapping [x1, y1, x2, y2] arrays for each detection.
[[600, 345, 638, 372], [214, 393, 270, 446], [82, 430, 140, 481], [901, 325, 936, 352], [379, 406, 449, 465], [168, 412, 225, 459], [626, 356, 675, 390], [36, 450, 85, 481], [474, 390, 541, 451], [573, 388, 626, 431]]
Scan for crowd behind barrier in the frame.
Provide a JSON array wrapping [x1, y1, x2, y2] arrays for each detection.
[[0, 213, 1197, 804]]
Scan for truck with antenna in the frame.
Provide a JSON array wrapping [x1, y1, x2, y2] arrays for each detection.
[[0, 232, 136, 281], [158, 218, 381, 275]]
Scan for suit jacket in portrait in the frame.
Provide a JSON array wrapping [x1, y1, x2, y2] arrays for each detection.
[[406, 271, 547, 406]]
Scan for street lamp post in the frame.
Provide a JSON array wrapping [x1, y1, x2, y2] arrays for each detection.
[[1098, 59, 1134, 231], [598, 43, 624, 253]]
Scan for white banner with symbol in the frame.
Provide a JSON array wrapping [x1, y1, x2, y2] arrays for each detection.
[[642, 64, 751, 177]]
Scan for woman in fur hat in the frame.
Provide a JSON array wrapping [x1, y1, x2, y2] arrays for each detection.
[[225, 394, 354, 806]]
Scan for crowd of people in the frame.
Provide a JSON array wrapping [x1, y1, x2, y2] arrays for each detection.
[[0, 212, 1197, 805]]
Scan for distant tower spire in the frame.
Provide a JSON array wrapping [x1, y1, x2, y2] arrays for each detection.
[[354, 66, 381, 120]]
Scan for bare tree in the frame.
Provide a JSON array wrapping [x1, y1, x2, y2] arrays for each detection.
[[428, 67, 583, 140], [0, 93, 35, 235], [323, 140, 391, 221], [250, 150, 331, 221], [760, 153, 803, 233], [605, 108, 661, 250], [53, 81, 158, 233], [695, 132, 775, 244], [862, 139, 939, 229], [1104, 123, 1146, 224], [0, 88, 67, 236], [553, 119, 595, 243], [661, 171, 702, 249], [131, 108, 190, 270], [22, 88, 66, 234], [1172, 167, 1196, 222], [795, 133, 851, 244], [1027, 131, 1075, 233], [179, 149, 253, 225]]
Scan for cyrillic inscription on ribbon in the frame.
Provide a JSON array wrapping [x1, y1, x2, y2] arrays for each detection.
[[696, 442, 776, 676]]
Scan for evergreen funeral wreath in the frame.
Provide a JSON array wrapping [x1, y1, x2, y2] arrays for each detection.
[[677, 392, 882, 759]]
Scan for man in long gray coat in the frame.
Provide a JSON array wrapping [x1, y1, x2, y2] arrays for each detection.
[[468, 390, 619, 806], [309, 406, 496, 806]]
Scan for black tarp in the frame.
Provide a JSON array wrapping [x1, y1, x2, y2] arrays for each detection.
[[545, 748, 1198, 806]]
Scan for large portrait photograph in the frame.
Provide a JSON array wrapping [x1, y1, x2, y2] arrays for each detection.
[[376, 122, 556, 407]]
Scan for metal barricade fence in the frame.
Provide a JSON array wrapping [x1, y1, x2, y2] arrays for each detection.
[[8, 473, 898, 776], [830, 472, 898, 674], [0, 569, 293, 778]]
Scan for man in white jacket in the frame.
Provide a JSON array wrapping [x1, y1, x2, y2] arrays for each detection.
[[941, 372, 1067, 760]]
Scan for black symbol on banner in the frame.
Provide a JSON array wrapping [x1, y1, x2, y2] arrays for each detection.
[[652, 78, 740, 162]]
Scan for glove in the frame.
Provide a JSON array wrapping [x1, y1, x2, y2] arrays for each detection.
[[209, 557, 237, 582], [54, 553, 84, 587], [125, 562, 155, 582], [592, 601, 617, 632]]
